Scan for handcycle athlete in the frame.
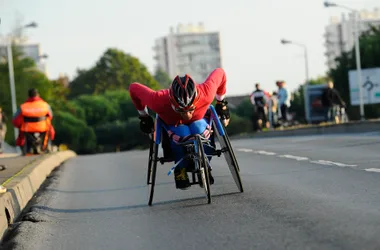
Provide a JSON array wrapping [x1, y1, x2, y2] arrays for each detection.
[[129, 68, 231, 190]]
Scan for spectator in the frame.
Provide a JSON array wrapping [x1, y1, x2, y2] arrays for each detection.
[[0, 107, 7, 154], [250, 83, 269, 131], [270, 91, 279, 127], [321, 80, 345, 123], [277, 80, 291, 125]]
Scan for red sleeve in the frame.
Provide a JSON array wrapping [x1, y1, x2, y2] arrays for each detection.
[[12, 113, 23, 128], [129, 83, 161, 115], [198, 68, 227, 103]]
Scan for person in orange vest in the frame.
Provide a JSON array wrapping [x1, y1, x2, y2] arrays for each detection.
[[12, 88, 55, 150]]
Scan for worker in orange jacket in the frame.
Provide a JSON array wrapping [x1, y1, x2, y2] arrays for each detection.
[[12, 88, 55, 149]]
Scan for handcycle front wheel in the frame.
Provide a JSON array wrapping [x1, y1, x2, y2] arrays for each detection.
[[215, 121, 244, 193], [147, 134, 155, 185], [148, 135, 159, 206], [195, 135, 212, 204]]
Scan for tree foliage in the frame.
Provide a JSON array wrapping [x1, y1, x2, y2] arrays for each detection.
[[68, 48, 160, 98], [154, 68, 171, 88]]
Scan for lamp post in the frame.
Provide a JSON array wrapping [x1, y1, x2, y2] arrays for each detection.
[[7, 22, 38, 142], [281, 39, 310, 123], [324, 1, 365, 120]]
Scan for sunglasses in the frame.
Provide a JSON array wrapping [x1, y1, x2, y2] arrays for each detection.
[[172, 105, 196, 113]]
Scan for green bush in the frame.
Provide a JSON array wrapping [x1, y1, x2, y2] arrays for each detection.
[[73, 95, 119, 126], [52, 111, 97, 153], [225, 112, 253, 136], [233, 98, 254, 121], [94, 117, 150, 152]]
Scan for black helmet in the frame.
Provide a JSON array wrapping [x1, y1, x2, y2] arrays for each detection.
[[28, 88, 39, 97], [169, 74, 199, 111]]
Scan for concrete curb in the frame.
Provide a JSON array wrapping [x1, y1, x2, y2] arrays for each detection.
[[0, 150, 76, 239], [230, 120, 380, 140]]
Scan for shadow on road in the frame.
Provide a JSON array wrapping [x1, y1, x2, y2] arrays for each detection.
[[44, 181, 173, 194], [29, 191, 242, 214]]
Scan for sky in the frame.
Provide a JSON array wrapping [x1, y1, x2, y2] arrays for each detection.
[[0, 0, 379, 96]]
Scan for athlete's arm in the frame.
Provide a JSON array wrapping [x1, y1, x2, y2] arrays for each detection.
[[198, 68, 227, 103], [250, 92, 256, 105], [129, 83, 163, 116], [12, 107, 22, 128]]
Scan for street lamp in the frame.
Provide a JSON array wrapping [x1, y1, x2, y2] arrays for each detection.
[[324, 1, 365, 120], [281, 39, 310, 123], [7, 21, 38, 142]]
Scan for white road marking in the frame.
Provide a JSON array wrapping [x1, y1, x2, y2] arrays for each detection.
[[237, 148, 253, 152], [254, 150, 277, 156], [309, 160, 357, 167], [236, 148, 359, 169], [364, 168, 380, 173], [278, 154, 309, 161]]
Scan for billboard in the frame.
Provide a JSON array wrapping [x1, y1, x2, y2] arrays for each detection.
[[348, 67, 380, 105], [305, 84, 328, 123]]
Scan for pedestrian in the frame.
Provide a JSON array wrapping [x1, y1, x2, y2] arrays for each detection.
[[250, 83, 269, 131], [0, 107, 7, 154], [321, 80, 345, 123], [277, 81, 291, 126]]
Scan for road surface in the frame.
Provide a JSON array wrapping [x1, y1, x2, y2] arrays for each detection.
[[2, 133, 380, 250]]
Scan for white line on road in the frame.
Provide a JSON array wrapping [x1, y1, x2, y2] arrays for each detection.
[[237, 148, 253, 152], [254, 150, 277, 156], [236, 148, 358, 169], [278, 155, 309, 161], [364, 168, 380, 173], [309, 160, 357, 167]]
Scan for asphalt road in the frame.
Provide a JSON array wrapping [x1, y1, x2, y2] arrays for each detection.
[[2, 133, 380, 250]]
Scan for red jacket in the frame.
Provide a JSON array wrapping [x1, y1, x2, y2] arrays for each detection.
[[129, 68, 227, 126], [12, 97, 55, 146]]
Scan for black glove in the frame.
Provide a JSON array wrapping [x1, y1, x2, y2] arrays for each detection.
[[215, 99, 230, 121], [139, 115, 154, 134]]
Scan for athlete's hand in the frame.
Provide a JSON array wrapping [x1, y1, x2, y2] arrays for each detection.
[[138, 115, 154, 134], [201, 124, 213, 139], [216, 99, 230, 127]]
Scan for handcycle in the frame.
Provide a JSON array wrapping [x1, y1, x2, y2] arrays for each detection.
[[146, 105, 244, 206], [21, 131, 52, 156]]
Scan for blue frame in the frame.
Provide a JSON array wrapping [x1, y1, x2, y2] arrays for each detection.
[[154, 104, 225, 145]]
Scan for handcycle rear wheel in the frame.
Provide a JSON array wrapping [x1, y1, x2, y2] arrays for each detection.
[[215, 122, 244, 193], [196, 135, 212, 204]]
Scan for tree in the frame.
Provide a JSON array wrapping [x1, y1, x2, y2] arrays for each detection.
[[102, 90, 135, 121], [328, 25, 380, 120], [68, 48, 160, 98], [72, 94, 119, 127], [154, 68, 171, 88], [52, 111, 96, 154]]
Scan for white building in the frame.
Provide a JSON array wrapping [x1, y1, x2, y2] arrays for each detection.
[[0, 43, 48, 76], [325, 8, 380, 69], [153, 23, 222, 84]]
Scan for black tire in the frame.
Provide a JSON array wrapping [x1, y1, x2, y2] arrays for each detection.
[[148, 142, 159, 206], [216, 122, 244, 193], [196, 135, 211, 204], [147, 135, 154, 185], [221, 123, 240, 172]]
